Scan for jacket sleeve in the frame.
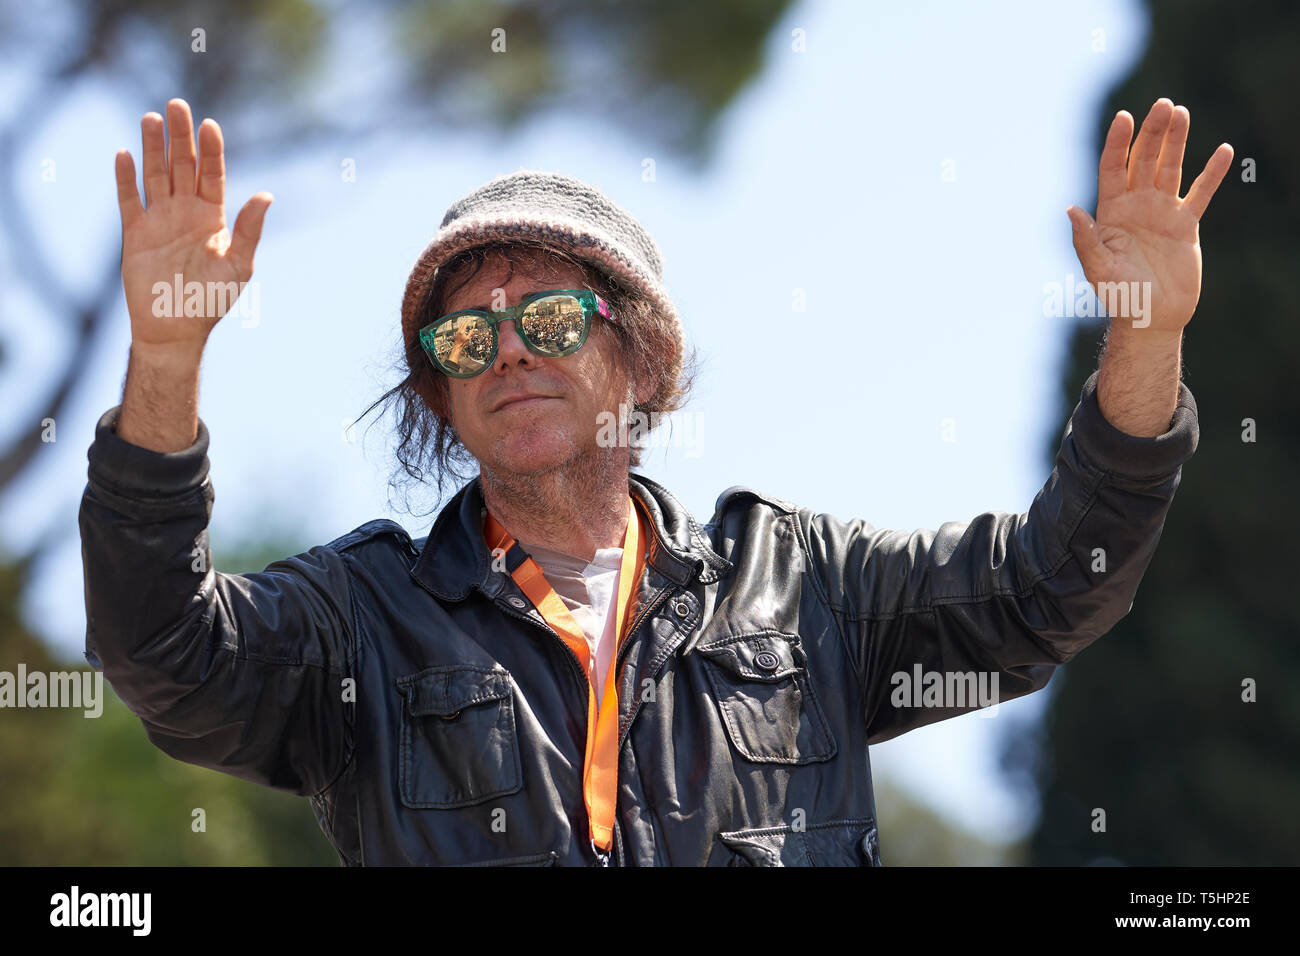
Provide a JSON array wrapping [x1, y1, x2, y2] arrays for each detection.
[[800, 370, 1198, 745], [78, 404, 354, 795]]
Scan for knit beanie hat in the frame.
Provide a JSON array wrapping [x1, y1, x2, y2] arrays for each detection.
[[400, 169, 682, 385]]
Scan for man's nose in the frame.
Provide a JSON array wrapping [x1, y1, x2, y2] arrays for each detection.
[[493, 318, 538, 371]]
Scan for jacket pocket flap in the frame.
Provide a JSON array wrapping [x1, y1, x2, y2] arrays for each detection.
[[718, 818, 880, 866], [696, 632, 801, 681], [397, 666, 511, 717]]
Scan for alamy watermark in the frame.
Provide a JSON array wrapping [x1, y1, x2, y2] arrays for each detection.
[[595, 401, 704, 459], [0, 665, 103, 717], [49, 886, 150, 935], [152, 272, 261, 327], [1043, 273, 1154, 328], [889, 664, 999, 716]]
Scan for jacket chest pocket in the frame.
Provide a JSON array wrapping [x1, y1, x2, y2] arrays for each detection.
[[395, 665, 523, 809], [695, 631, 836, 765]]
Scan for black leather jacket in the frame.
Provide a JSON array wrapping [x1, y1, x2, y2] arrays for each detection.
[[78, 371, 1198, 866]]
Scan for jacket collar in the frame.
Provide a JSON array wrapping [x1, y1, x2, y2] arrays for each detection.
[[411, 472, 733, 602]]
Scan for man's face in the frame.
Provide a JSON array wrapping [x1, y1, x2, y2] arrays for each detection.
[[439, 252, 640, 477]]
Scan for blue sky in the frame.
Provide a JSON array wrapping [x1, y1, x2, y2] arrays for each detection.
[[1, 0, 1149, 844]]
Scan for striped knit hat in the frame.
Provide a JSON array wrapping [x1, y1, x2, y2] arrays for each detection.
[[400, 169, 681, 382]]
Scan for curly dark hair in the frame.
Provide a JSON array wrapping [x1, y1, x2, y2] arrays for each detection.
[[354, 240, 699, 517]]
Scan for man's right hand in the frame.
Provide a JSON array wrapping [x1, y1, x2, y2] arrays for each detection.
[[116, 98, 272, 361], [113, 98, 271, 452]]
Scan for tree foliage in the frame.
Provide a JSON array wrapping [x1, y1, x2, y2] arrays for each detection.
[[1018, 0, 1300, 865], [0, 0, 797, 866]]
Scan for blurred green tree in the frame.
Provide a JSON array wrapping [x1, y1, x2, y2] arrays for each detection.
[[1, 536, 338, 864], [874, 777, 1020, 866], [0, 0, 805, 866], [0, 0, 796, 527], [1014, 0, 1300, 865]]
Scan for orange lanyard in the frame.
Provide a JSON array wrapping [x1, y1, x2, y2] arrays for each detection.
[[483, 496, 647, 854]]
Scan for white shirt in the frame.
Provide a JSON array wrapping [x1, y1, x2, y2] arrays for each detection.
[[514, 540, 628, 712]]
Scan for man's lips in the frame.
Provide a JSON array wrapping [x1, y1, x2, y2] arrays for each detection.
[[492, 394, 558, 412]]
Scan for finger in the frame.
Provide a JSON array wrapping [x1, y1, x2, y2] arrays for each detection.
[[166, 98, 198, 197], [1127, 98, 1174, 189], [1183, 143, 1234, 219], [1097, 110, 1134, 203], [1067, 205, 1114, 277], [196, 118, 225, 206], [228, 192, 274, 279], [140, 112, 168, 206], [1154, 104, 1190, 195], [114, 149, 145, 230]]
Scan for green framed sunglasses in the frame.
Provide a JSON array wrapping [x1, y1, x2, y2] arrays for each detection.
[[418, 288, 613, 378]]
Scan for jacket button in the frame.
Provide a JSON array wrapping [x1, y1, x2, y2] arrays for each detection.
[[673, 600, 690, 618], [507, 596, 527, 609], [754, 651, 780, 671]]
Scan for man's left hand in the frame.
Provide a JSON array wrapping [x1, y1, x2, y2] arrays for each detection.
[[1068, 97, 1232, 334]]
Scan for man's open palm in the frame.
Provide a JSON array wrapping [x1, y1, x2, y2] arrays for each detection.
[[116, 98, 272, 353], [1068, 97, 1232, 333]]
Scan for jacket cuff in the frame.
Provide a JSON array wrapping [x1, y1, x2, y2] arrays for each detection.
[[1068, 370, 1199, 479], [86, 404, 210, 498]]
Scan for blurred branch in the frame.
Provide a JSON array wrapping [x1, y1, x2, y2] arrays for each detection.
[[0, 0, 794, 537]]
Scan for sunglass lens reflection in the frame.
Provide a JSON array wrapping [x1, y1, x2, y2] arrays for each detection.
[[521, 295, 585, 355], [433, 314, 494, 375]]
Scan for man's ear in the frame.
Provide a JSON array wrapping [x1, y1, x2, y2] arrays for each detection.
[[416, 373, 451, 422], [631, 370, 655, 407]]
